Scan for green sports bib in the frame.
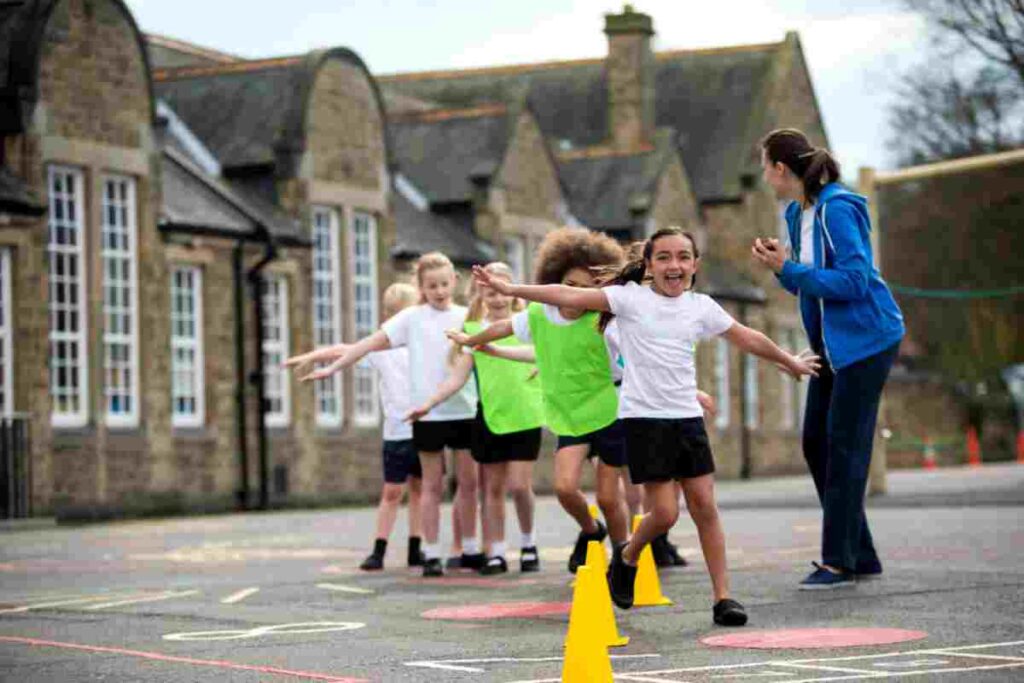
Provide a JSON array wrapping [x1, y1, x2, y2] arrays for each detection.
[[464, 320, 545, 434]]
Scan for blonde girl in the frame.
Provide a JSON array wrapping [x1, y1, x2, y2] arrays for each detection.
[[303, 252, 481, 577]]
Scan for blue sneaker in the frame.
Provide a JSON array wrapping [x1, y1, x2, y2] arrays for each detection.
[[799, 562, 854, 590]]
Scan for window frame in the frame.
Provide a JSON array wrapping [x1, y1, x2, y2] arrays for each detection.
[[714, 337, 731, 430], [261, 276, 291, 428], [310, 206, 344, 428], [744, 354, 759, 431], [350, 210, 380, 427], [170, 266, 205, 429], [0, 248, 12, 417], [47, 165, 89, 428]]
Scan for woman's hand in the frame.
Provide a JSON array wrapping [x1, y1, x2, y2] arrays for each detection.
[[783, 349, 821, 380], [751, 238, 787, 274], [472, 265, 513, 295]]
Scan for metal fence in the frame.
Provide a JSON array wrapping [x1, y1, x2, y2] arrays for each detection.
[[1, 414, 31, 519]]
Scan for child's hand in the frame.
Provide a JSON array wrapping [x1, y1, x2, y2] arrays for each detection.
[[785, 349, 821, 379], [446, 329, 472, 346], [404, 404, 431, 423], [471, 265, 512, 295], [696, 390, 717, 418], [526, 367, 540, 381]]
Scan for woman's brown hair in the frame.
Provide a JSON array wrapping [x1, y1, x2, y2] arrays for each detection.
[[598, 227, 700, 332], [761, 128, 841, 205]]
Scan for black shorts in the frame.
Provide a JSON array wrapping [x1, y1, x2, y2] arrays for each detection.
[[381, 439, 422, 484], [622, 417, 715, 484], [471, 406, 542, 464], [556, 419, 628, 468], [412, 419, 474, 453]]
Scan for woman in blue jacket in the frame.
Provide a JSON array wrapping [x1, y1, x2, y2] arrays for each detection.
[[752, 128, 905, 590]]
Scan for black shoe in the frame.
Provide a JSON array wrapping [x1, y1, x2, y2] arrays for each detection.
[[713, 598, 748, 626], [460, 552, 486, 571], [479, 556, 508, 575], [520, 546, 540, 573], [445, 556, 463, 570], [568, 520, 607, 574], [607, 543, 637, 609], [408, 551, 425, 568], [359, 553, 384, 571], [651, 534, 674, 567], [422, 558, 444, 577], [658, 535, 688, 567]]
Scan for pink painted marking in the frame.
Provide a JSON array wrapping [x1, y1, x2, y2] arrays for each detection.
[[0, 636, 366, 682], [422, 601, 571, 620], [701, 628, 928, 650]]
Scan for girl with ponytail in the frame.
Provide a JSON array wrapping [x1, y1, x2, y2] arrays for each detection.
[[755, 127, 905, 590], [472, 227, 820, 627]]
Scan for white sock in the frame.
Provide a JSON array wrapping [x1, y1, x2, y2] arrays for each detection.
[[520, 532, 536, 548], [462, 537, 480, 555], [490, 541, 507, 559], [423, 543, 441, 561]]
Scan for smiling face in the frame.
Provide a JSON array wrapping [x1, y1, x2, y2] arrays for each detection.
[[419, 266, 456, 310], [646, 233, 698, 298]]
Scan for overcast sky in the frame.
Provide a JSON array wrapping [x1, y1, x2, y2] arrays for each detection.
[[126, 0, 930, 174]]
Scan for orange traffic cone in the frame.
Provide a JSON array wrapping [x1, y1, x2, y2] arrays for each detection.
[[630, 515, 673, 608], [966, 426, 982, 467], [922, 437, 937, 470]]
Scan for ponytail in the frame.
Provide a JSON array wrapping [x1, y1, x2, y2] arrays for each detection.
[[761, 128, 841, 204]]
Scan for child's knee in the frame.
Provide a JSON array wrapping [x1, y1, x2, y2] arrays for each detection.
[[651, 500, 679, 529], [595, 489, 620, 515], [381, 484, 404, 505], [687, 494, 718, 525]]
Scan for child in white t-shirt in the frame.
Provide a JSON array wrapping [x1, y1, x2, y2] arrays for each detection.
[[303, 252, 482, 577], [472, 227, 820, 626], [284, 283, 425, 571]]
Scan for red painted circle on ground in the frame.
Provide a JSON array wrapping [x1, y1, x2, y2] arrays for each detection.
[[422, 601, 571, 620], [702, 628, 928, 650]]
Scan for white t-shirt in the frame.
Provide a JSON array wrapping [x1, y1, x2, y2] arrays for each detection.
[[800, 206, 815, 266], [511, 304, 623, 382], [604, 282, 735, 418], [366, 348, 412, 441], [381, 303, 477, 421]]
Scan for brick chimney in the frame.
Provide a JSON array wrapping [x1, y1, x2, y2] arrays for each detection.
[[604, 4, 655, 151]]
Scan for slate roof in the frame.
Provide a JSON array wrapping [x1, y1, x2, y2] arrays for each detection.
[[0, 165, 44, 216], [698, 257, 767, 303], [389, 105, 514, 205], [391, 189, 492, 266], [380, 42, 785, 202], [557, 128, 678, 232], [153, 48, 392, 174]]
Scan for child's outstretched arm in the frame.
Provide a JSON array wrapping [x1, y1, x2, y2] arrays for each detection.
[[477, 343, 536, 364], [472, 265, 610, 312], [299, 330, 390, 382], [404, 353, 474, 422], [447, 318, 515, 348], [721, 323, 820, 380], [282, 343, 351, 371]]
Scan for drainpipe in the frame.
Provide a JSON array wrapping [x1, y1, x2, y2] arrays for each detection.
[[247, 230, 277, 510], [233, 242, 250, 510], [738, 301, 752, 480]]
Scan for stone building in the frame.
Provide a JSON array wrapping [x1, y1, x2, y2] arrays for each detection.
[[1, 1, 835, 517]]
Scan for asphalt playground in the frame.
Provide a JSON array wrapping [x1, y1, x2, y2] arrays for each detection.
[[1, 463, 1022, 681]]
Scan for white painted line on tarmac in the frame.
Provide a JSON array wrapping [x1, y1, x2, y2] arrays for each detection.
[[0, 593, 144, 614], [925, 651, 1024, 662], [775, 662, 889, 676], [83, 590, 199, 610], [407, 654, 659, 674], [316, 583, 374, 595], [220, 587, 259, 604]]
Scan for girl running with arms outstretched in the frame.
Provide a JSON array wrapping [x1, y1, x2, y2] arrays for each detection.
[[472, 227, 819, 626]]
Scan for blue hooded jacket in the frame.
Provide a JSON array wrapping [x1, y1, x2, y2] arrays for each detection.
[[776, 182, 904, 371]]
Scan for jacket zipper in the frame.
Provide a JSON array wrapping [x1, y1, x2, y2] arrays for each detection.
[[816, 204, 835, 372]]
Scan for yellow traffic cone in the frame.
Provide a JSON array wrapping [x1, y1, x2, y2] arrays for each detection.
[[562, 565, 615, 682], [571, 505, 607, 588], [631, 514, 673, 608], [586, 540, 629, 647]]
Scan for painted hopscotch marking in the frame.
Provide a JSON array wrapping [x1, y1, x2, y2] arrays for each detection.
[[405, 654, 661, 674], [163, 621, 365, 642], [220, 587, 260, 604], [0, 635, 366, 682], [0, 590, 196, 614], [316, 583, 374, 595], [497, 639, 1024, 682]]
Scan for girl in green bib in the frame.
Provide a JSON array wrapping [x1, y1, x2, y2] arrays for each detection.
[[407, 262, 544, 575], [450, 228, 632, 574]]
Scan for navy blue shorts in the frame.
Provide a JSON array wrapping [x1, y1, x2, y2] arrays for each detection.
[[622, 417, 715, 483], [556, 419, 628, 467], [382, 439, 422, 484], [412, 419, 474, 453]]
